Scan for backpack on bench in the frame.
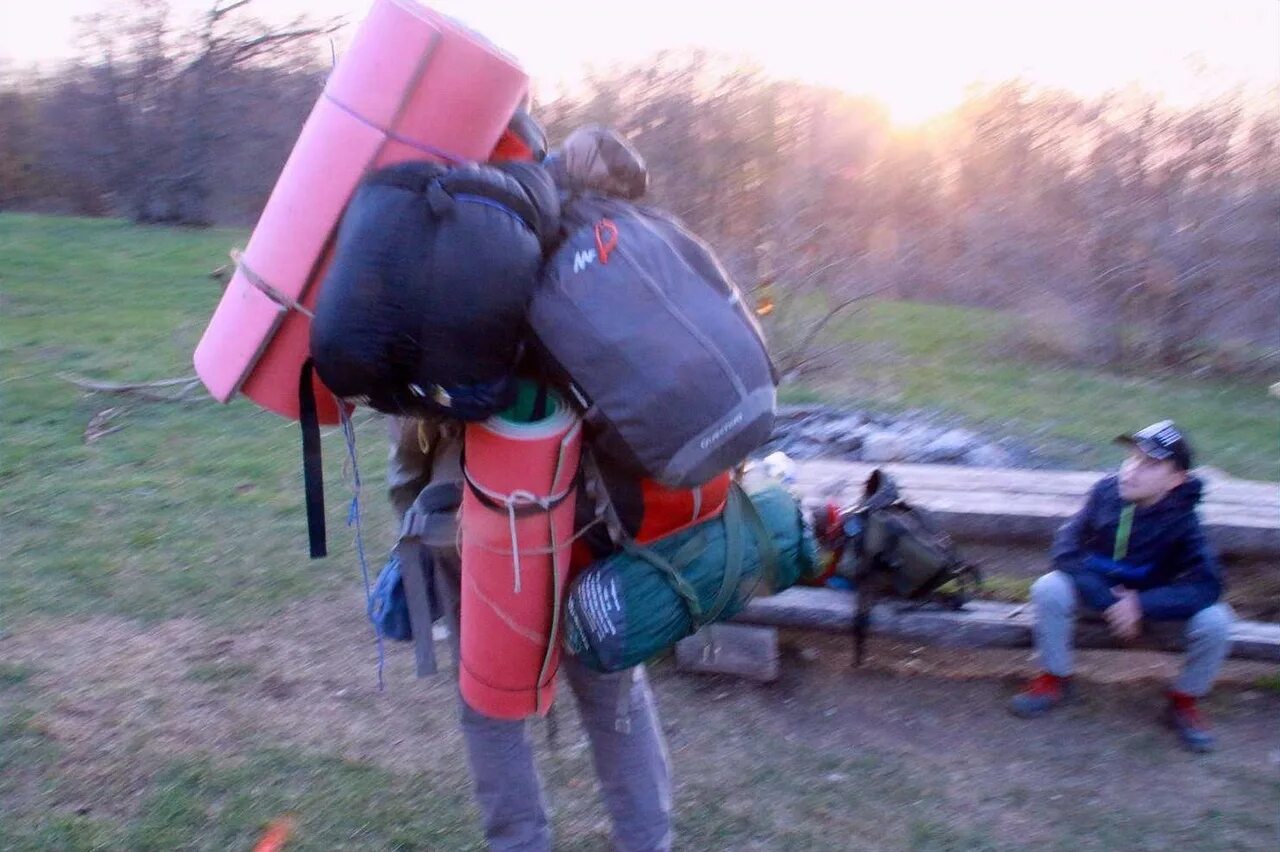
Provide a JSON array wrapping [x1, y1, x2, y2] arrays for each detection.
[[815, 469, 982, 664]]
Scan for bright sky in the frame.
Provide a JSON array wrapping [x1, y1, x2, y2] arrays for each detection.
[[2, 0, 1276, 124]]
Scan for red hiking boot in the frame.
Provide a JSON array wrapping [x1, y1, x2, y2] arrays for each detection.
[[1164, 691, 1215, 753], [1008, 673, 1072, 718]]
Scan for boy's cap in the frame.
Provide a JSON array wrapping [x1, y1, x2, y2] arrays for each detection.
[[1115, 420, 1193, 471]]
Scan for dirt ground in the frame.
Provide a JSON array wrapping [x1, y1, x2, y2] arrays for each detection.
[[2, 590, 1277, 850]]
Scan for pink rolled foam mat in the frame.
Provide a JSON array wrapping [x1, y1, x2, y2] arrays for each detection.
[[193, 0, 528, 423], [460, 384, 583, 719]]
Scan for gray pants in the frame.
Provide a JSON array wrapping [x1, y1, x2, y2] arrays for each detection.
[[388, 416, 673, 852], [1030, 570, 1234, 696], [460, 657, 673, 852]]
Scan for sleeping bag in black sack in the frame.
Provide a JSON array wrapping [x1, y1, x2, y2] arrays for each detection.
[[528, 195, 778, 488], [563, 480, 818, 672], [310, 160, 559, 420]]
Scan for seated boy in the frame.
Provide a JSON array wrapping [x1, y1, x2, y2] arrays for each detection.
[[1008, 421, 1233, 752]]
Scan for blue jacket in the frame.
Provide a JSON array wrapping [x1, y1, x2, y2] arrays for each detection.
[[1051, 474, 1223, 620]]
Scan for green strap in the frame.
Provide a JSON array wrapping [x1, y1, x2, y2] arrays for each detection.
[[703, 486, 746, 624], [1113, 503, 1135, 561], [626, 482, 780, 632], [624, 538, 705, 624], [737, 483, 779, 600]]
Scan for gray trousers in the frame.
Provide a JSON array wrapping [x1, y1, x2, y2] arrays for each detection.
[[388, 416, 673, 852], [460, 656, 673, 852], [1030, 570, 1234, 696]]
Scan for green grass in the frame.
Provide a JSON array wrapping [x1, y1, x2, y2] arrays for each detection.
[[1, 213, 394, 626], [909, 821, 1004, 852], [780, 298, 1279, 477], [1, 213, 1277, 850], [0, 707, 55, 796], [3, 211, 1274, 628], [0, 814, 124, 852], [971, 575, 1034, 604], [0, 742, 483, 851], [0, 654, 483, 852], [120, 749, 480, 851], [185, 661, 258, 687], [1254, 673, 1280, 695], [0, 664, 36, 688]]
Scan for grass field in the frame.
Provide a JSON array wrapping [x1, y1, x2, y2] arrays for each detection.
[[2, 213, 1277, 850], [775, 298, 1278, 477], [1, 214, 397, 626]]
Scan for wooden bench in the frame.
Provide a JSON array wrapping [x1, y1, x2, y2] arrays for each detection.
[[734, 587, 1280, 663], [676, 461, 1278, 680]]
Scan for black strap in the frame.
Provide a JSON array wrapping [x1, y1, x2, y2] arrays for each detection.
[[523, 344, 552, 427], [299, 359, 327, 559], [852, 603, 871, 667], [440, 169, 541, 233], [532, 382, 549, 421], [459, 444, 573, 517], [362, 160, 448, 193]]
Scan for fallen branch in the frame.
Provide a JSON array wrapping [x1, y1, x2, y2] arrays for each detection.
[[793, 281, 900, 354], [60, 373, 205, 403], [84, 407, 127, 444]]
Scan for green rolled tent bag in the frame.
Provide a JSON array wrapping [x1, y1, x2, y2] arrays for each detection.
[[563, 481, 820, 672]]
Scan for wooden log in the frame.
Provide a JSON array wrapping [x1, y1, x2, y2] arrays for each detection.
[[791, 460, 1278, 506], [791, 460, 1280, 558], [735, 587, 1280, 663]]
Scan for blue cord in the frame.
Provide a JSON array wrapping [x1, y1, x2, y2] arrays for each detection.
[[340, 407, 385, 692]]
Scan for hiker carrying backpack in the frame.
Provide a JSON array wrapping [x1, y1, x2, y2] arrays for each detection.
[[814, 469, 983, 664]]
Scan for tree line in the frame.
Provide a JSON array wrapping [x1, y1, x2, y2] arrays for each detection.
[[2, 2, 1276, 373]]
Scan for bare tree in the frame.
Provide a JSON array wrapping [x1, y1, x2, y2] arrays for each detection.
[[41, 0, 337, 225], [9, 31, 1277, 373]]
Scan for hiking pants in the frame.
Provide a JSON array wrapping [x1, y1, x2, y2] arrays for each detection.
[[458, 657, 673, 852], [1030, 570, 1234, 696], [388, 416, 673, 852]]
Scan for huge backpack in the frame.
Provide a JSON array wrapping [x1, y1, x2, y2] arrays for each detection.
[[310, 160, 559, 421], [817, 469, 982, 664], [528, 195, 778, 489]]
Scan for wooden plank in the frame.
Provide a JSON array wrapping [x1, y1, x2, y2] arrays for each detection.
[[847, 490, 1279, 526], [735, 587, 1280, 663], [792, 460, 1279, 509], [791, 460, 1280, 557], [806, 486, 1278, 523], [794, 494, 1279, 557], [675, 624, 780, 682], [791, 459, 1279, 506]]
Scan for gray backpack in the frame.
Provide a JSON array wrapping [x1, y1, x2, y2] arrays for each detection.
[[529, 195, 777, 488]]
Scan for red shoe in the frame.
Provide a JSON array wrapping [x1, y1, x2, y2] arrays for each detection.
[[1008, 673, 1072, 718], [1165, 691, 1215, 753]]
